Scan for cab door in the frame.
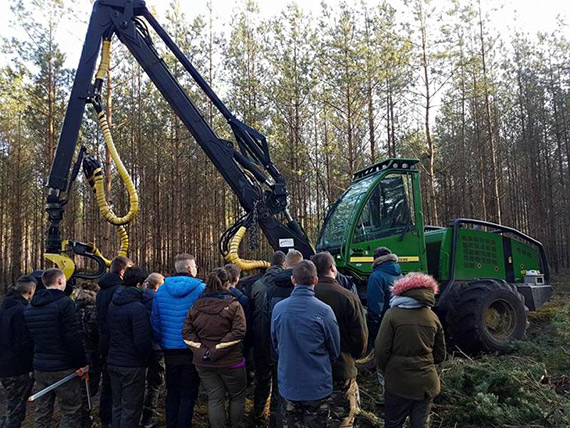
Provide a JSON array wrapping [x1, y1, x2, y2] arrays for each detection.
[[347, 172, 426, 277]]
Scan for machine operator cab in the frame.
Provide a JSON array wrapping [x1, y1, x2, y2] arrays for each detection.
[[317, 158, 427, 290]]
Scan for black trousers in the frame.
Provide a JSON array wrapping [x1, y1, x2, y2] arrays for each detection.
[[107, 365, 146, 428], [165, 363, 200, 428], [81, 356, 102, 428], [100, 359, 113, 428], [141, 351, 165, 428], [253, 352, 273, 422], [367, 313, 382, 350], [269, 367, 283, 428], [384, 391, 432, 428], [0, 373, 34, 428]]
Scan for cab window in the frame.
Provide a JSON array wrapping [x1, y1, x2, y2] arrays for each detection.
[[353, 174, 414, 243]]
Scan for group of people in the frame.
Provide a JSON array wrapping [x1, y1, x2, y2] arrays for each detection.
[[0, 246, 446, 428]]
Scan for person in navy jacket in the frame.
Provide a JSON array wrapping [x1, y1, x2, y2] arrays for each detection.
[[24, 268, 88, 428], [271, 260, 341, 428], [366, 247, 402, 349], [107, 267, 152, 428], [0, 275, 37, 428], [96, 256, 132, 428], [151, 254, 205, 428]]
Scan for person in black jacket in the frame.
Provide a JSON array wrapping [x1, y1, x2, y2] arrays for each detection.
[[0, 275, 37, 428], [24, 268, 88, 428], [249, 251, 285, 425], [262, 250, 303, 353], [261, 249, 303, 427], [107, 267, 153, 428], [96, 256, 132, 428]]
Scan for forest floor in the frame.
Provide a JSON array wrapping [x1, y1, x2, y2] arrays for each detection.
[[2, 274, 569, 428], [357, 273, 570, 427]]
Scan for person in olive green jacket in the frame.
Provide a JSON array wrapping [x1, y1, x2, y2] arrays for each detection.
[[375, 272, 446, 428]]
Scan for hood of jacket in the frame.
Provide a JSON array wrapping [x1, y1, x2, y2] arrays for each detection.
[[99, 272, 123, 290], [193, 292, 236, 315], [111, 286, 144, 306], [31, 288, 66, 307], [143, 288, 155, 304], [2, 291, 28, 310], [390, 295, 425, 309], [373, 253, 399, 268], [373, 258, 402, 276], [163, 274, 203, 298], [266, 265, 283, 276], [391, 272, 439, 296], [257, 265, 283, 289], [274, 269, 294, 288], [399, 288, 435, 307]]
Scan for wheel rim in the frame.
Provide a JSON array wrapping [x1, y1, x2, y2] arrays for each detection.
[[484, 299, 516, 340]]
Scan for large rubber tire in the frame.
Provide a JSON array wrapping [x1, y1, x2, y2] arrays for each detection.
[[445, 279, 527, 354]]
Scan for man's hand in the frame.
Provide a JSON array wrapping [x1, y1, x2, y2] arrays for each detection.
[[76, 365, 90, 378]]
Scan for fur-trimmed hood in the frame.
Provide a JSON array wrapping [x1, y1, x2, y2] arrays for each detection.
[[391, 272, 439, 296], [373, 253, 399, 268]]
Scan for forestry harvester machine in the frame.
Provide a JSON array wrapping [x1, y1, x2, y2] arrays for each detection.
[[44, 0, 551, 353]]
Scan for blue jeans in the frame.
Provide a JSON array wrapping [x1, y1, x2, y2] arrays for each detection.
[[165, 363, 200, 428]]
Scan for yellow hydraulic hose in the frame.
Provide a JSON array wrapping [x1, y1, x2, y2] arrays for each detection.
[[96, 40, 111, 81], [91, 110, 139, 226], [224, 226, 271, 271], [87, 39, 137, 263], [89, 225, 129, 266], [92, 235, 127, 268], [116, 225, 129, 256], [89, 39, 139, 227]]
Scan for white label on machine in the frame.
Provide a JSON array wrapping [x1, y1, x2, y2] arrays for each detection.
[[279, 238, 294, 248]]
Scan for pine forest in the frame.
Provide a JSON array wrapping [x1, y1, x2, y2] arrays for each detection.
[[1, 0, 569, 285]]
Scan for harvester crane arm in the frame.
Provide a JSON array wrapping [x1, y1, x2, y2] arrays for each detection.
[[45, 0, 313, 278]]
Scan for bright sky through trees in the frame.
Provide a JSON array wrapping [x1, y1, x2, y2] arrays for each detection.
[[0, 0, 568, 69]]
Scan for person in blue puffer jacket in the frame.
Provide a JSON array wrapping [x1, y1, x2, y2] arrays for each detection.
[[366, 247, 403, 350], [151, 254, 205, 428]]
